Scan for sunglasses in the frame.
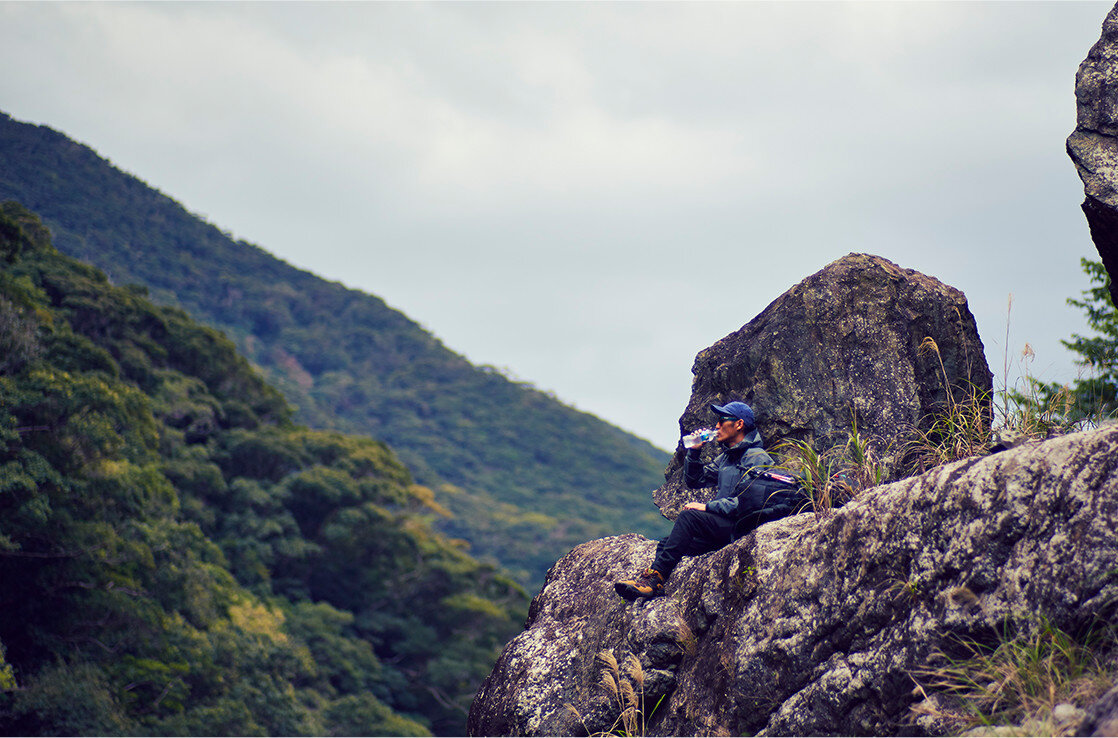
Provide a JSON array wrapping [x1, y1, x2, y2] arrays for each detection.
[[714, 416, 739, 425]]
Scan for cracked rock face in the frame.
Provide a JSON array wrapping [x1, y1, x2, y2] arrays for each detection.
[[467, 426, 1118, 736], [1068, 1, 1118, 306], [655, 253, 991, 519]]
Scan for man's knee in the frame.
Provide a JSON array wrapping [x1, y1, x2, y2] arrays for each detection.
[[677, 507, 702, 522], [675, 507, 733, 547], [676, 507, 709, 531]]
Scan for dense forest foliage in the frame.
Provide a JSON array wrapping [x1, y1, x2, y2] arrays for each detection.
[[0, 111, 671, 587], [0, 202, 527, 735]]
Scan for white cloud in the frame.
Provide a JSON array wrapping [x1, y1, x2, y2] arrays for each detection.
[[0, 0, 1112, 449]]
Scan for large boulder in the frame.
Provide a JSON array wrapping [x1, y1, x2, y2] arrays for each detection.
[[468, 425, 1118, 736], [1068, 1, 1118, 307], [655, 253, 992, 518]]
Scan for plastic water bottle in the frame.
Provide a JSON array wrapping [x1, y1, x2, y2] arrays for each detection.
[[682, 428, 717, 449]]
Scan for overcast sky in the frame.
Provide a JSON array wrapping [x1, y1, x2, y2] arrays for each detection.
[[0, 1, 1112, 450]]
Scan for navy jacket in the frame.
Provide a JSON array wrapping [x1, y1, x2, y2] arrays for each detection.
[[683, 429, 774, 519]]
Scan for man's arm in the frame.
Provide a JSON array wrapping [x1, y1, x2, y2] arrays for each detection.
[[683, 447, 718, 489], [704, 496, 738, 517]]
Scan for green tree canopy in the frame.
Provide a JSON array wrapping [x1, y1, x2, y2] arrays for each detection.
[[0, 202, 526, 736], [1059, 258, 1118, 420]]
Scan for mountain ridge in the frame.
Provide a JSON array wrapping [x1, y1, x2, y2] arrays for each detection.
[[0, 110, 671, 587]]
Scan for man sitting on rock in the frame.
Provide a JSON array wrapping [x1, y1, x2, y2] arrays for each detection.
[[615, 401, 773, 601]]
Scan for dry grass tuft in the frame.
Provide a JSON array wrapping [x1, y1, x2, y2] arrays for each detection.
[[910, 617, 1118, 736], [587, 649, 658, 736], [901, 337, 993, 475]]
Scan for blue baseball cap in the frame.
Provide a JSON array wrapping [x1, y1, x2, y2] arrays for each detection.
[[710, 401, 755, 430]]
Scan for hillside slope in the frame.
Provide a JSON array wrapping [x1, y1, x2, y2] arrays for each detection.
[[0, 111, 671, 585], [0, 202, 526, 735]]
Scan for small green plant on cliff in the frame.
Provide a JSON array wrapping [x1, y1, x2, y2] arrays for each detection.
[[999, 350, 1083, 441], [999, 273, 1118, 436], [906, 328, 1093, 478], [773, 437, 835, 514], [995, 297, 1081, 437], [910, 616, 1117, 736], [902, 337, 993, 474], [901, 299, 1101, 478], [885, 576, 924, 606], [775, 416, 888, 514], [995, 294, 1086, 439]]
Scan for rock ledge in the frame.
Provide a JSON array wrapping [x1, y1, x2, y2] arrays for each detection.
[[469, 426, 1118, 736]]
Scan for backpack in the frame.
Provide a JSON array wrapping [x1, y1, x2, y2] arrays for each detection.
[[730, 468, 813, 541]]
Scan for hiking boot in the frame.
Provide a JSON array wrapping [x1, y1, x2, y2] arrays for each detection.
[[614, 568, 665, 601]]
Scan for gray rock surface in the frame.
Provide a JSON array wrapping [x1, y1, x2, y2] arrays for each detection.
[[1068, 1, 1118, 306], [1078, 683, 1118, 736], [468, 426, 1118, 736], [655, 253, 991, 518]]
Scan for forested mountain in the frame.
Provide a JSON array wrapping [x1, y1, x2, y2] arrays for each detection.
[[0, 111, 671, 587], [0, 202, 526, 735]]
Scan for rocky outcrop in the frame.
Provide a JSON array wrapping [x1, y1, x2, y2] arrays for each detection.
[[468, 425, 1118, 736], [1068, 2, 1118, 307], [655, 254, 991, 518], [1078, 683, 1118, 736]]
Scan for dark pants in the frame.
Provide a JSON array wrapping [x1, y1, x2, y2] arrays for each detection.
[[651, 508, 735, 579]]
